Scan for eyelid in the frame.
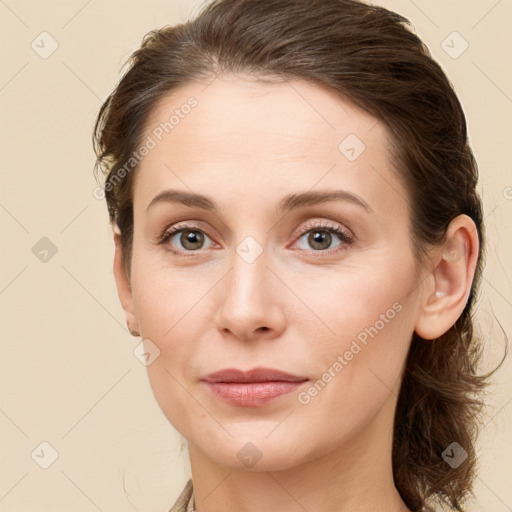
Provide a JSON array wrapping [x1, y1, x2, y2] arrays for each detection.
[[293, 219, 354, 241], [157, 220, 211, 242], [157, 221, 217, 253], [158, 218, 354, 255], [288, 219, 354, 255]]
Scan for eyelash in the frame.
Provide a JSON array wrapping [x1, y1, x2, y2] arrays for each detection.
[[157, 220, 354, 257]]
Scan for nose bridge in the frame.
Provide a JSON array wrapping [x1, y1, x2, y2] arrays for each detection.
[[214, 237, 285, 339], [226, 223, 271, 302], [225, 244, 270, 315]]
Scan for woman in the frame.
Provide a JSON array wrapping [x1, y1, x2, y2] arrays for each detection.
[[93, 0, 498, 510]]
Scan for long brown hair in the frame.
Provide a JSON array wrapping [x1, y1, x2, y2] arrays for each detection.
[[93, 1, 503, 509]]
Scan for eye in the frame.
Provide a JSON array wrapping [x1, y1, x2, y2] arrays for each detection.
[[293, 221, 354, 254], [158, 220, 354, 256], [159, 224, 215, 254]]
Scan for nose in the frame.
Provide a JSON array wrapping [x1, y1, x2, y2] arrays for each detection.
[[213, 248, 287, 341]]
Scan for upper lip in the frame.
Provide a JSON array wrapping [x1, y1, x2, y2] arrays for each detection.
[[201, 366, 308, 383]]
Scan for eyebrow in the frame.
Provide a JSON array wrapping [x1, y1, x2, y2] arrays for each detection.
[[146, 189, 373, 214]]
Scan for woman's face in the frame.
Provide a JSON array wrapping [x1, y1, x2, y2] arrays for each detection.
[[119, 75, 430, 471]]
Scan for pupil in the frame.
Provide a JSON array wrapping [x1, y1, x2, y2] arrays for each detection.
[[182, 230, 203, 249], [309, 230, 331, 250]]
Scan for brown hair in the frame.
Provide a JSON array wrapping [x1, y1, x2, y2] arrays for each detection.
[[93, 0, 503, 510]]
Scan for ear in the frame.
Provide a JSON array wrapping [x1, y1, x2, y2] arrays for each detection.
[[112, 225, 140, 336], [414, 214, 480, 340]]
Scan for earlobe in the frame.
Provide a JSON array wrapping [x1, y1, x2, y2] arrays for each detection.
[[414, 214, 479, 341], [112, 226, 140, 337]]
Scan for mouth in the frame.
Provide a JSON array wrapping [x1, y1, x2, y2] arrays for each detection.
[[200, 367, 309, 407]]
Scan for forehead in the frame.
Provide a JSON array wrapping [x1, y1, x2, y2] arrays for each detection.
[[134, 75, 408, 220], [143, 74, 386, 158]]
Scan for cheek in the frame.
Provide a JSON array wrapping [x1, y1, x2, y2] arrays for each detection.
[[295, 300, 412, 445], [131, 262, 204, 341], [130, 266, 218, 389], [308, 298, 411, 393], [300, 258, 416, 400], [298, 259, 414, 347], [132, 273, 202, 435]]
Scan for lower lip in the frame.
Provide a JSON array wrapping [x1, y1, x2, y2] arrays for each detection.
[[204, 381, 307, 407]]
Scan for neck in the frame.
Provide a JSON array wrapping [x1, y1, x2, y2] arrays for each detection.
[[187, 393, 411, 512]]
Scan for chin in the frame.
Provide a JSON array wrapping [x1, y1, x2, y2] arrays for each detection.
[[197, 434, 314, 473]]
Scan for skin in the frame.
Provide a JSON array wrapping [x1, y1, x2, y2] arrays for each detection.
[[113, 75, 479, 512]]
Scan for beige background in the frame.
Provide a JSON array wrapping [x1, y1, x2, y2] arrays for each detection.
[[0, 0, 510, 510]]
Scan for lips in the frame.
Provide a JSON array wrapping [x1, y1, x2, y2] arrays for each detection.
[[201, 366, 308, 384], [201, 367, 309, 407]]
